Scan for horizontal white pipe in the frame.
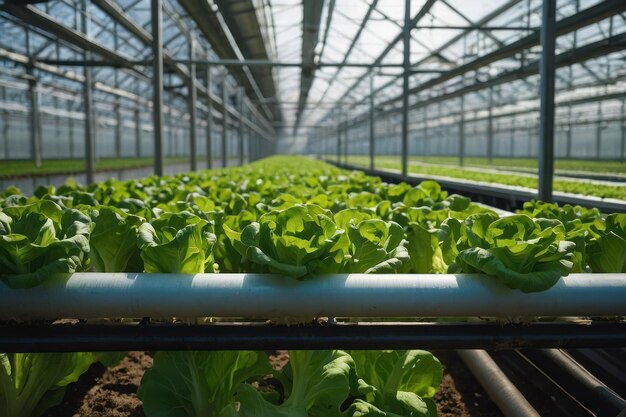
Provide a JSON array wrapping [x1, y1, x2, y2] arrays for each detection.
[[0, 273, 625, 320]]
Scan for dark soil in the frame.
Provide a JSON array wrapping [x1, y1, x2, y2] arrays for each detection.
[[43, 350, 503, 417]]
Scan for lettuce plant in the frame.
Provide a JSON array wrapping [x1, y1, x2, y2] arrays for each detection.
[[345, 350, 442, 417], [587, 213, 626, 273], [137, 351, 272, 417], [138, 211, 216, 274], [448, 213, 575, 292], [0, 352, 123, 417], [0, 200, 90, 288], [224, 204, 344, 278], [345, 219, 409, 274], [234, 350, 355, 417], [89, 206, 145, 272]]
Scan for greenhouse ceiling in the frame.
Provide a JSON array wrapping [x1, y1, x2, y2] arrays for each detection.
[[0, 0, 625, 143]]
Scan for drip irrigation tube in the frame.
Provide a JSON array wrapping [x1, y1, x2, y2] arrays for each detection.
[[0, 273, 625, 320], [0, 322, 624, 353], [536, 349, 626, 416], [458, 349, 540, 417]]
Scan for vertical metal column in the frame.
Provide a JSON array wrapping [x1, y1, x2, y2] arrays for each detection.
[[27, 73, 42, 168], [510, 118, 515, 156], [619, 98, 626, 164], [487, 87, 494, 165], [82, 0, 94, 183], [344, 117, 348, 164], [188, 37, 197, 171], [68, 101, 74, 158], [205, 62, 213, 169], [336, 118, 341, 163], [595, 101, 602, 161], [566, 105, 572, 159], [113, 22, 121, 159], [151, 0, 164, 176], [459, 95, 465, 167], [369, 73, 375, 171], [1, 87, 8, 159], [221, 75, 228, 168], [238, 88, 244, 166], [134, 107, 141, 157], [25, 28, 42, 168], [401, 0, 410, 178], [423, 106, 428, 158], [538, 0, 556, 201]]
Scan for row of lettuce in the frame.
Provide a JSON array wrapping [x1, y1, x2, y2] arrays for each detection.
[[1, 156, 625, 292], [1, 156, 625, 417]]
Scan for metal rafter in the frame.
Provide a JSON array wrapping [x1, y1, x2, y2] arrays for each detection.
[[294, 0, 325, 133]]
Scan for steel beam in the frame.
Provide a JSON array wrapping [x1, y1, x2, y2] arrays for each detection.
[[206, 62, 213, 169], [373, 0, 626, 110], [595, 101, 602, 161], [294, 0, 326, 133], [0, 322, 624, 352], [369, 73, 375, 171], [221, 75, 228, 168], [134, 107, 141, 157], [619, 97, 626, 164], [26, 70, 42, 168], [82, 0, 95, 184], [151, 0, 164, 176], [326, 0, 519, 122], [487, 87, 494, 165], [459, 95, 465, 167], [238, 88, 244, 166], [401, 0, 410, 178], [188, 36, 197, 171], [538, 0, 556, 202]]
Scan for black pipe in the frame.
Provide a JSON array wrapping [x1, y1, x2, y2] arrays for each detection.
[[0, 322, 624, 353]]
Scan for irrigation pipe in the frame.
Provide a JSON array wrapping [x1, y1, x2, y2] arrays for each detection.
[[0, 273, 625, 320], [457, 349, 541, 417]]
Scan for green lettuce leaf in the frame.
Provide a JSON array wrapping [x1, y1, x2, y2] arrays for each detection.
[[138, 351, 272, 417], [344, 350, 441, 417], [89, 206, 144, 272], [137, 211, 216, 274], [0, 200, 90, 288]]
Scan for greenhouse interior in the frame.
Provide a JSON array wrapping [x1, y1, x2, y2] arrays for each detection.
[[0, 0, 625, 416]]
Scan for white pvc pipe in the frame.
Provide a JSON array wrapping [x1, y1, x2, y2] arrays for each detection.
[[0, 273, 625, 320]]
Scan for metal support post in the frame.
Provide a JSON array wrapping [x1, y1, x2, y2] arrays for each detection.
[[336, 118, 341, 163], [25, 27, 42, 168], [114, 100, 122, 158], [510, 118, 515, 156], [595, 101, 602, 161], [619, 98, 626, 164], [206, 62, 213, 169], [1, 87, 8, 159], [134, 107, 141, 157], [221, 75, 228, 168], [369, 73, 375, 171], [238, 88, 244, 166], [459, 95, 465, 167], [344, 118, 348, 164], [151, 0, 164, 176], [27, 71, 42, 168], [82, 0, 94, 183], [538, 0, 556, 201], [487, 87, 494, 165], [423, 106, 428, 158], [113, 21, 121, 160], [566, 106, 572, 159], [401, 0, 410, 178], [188, 37, 197, 171], [68, 101, 74, 158]]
